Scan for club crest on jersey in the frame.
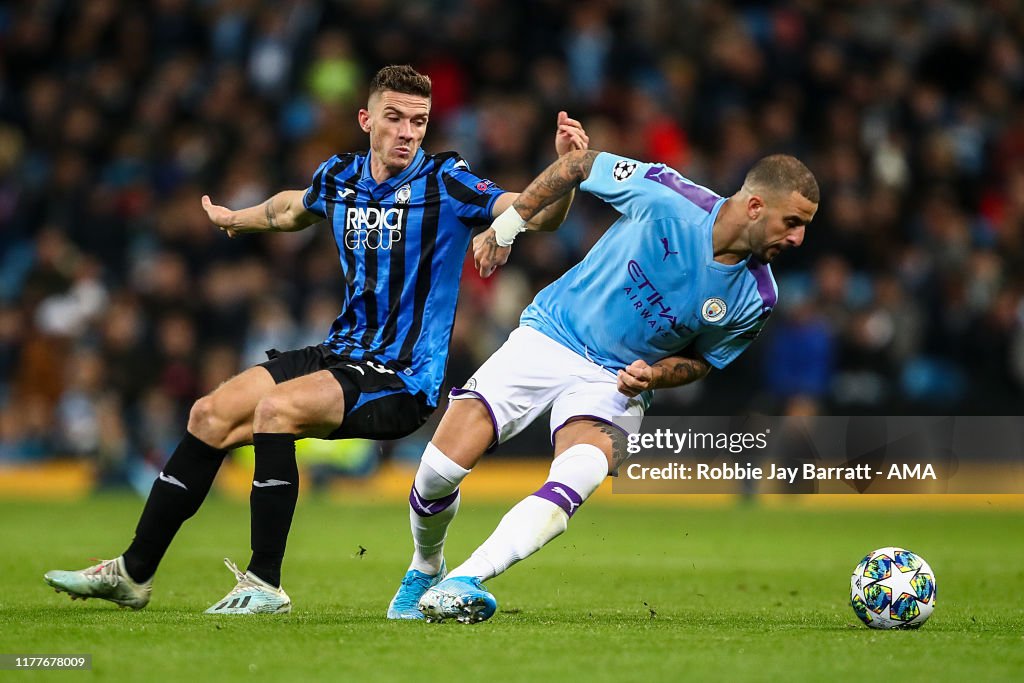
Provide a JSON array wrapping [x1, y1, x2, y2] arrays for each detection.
[[701, 298, 727, 323], [395, 184, 412, 204], [612, 160, 637, 182]]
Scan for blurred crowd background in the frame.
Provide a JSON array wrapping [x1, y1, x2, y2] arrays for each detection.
[[2, 0, 1024, 478]]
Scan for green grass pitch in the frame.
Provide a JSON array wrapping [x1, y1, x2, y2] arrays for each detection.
[[2, 494, 1022, 681]]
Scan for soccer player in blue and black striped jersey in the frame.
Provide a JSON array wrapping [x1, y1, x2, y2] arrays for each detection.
[[44, 65, 589, 615]]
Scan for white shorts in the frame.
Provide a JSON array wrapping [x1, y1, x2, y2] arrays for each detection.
[[449, 326, 646, 445]]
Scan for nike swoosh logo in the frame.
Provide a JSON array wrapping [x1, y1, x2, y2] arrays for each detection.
[[158, 472, 188, 490], [252, 479, 293, 488]]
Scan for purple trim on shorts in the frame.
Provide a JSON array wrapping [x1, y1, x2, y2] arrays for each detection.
[[448, 388, 499, 452], [409, 485, 459, 518], [550, 415, 628, 446], [532, 481, 584, 518], [746, 259, 777, 312], [644, 166, 720, 212]]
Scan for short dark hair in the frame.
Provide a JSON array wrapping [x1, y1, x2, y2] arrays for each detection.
[[368, 65, 431, 99], [743, 154, 819, 204]]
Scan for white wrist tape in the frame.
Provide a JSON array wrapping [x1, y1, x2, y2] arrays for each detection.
[[492, 204, 528, 247]]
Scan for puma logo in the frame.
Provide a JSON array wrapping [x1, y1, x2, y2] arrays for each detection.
[[410, 489, 436, 515], [550, 486, 580, 514], [660, 237, 678, 261]]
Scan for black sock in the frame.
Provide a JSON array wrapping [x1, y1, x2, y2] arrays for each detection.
[[123, 432, 226, 583], [247, 433, 299, 588]]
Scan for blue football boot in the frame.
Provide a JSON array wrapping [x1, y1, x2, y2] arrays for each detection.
[[417, 576, 497, 624], [386, 561, 446, 620]]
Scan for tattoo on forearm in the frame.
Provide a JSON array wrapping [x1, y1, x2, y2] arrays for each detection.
[[264, 199, 280, 230], [656, 358, 710, 388], [514, 150, 599, 220]]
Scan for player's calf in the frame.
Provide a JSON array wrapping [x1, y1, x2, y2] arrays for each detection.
[[389, 443, 469, 619], [421, 443, 608, 622], [406, 443, 470, 573]]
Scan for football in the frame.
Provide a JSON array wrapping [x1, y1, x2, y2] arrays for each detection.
[[850, 547, 937, 629]]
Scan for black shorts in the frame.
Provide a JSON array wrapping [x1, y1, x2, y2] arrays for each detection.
[[259, 345, 433, 440]]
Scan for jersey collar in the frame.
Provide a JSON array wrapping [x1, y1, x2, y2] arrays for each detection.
[[705, 197, 750, 272], [360, 148, 426, 197]]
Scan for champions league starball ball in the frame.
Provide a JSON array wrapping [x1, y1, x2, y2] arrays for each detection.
[[850, 547, 936, 629]]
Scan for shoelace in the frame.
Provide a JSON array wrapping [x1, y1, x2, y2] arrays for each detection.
[[219, 558, 274, 597], [84, 559, 120, 586], [216, 557, 253, 593]]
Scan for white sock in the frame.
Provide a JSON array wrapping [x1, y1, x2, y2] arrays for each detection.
[[447, 444, 608, 581], [408, 442, 471, 574]]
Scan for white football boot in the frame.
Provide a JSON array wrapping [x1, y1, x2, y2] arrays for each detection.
[[44, 556, 152, 610], [203, 558, 291, 615]]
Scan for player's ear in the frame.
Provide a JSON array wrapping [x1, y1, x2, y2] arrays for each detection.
[[746, 194, 765, 221], [358, 108, 372, 133]]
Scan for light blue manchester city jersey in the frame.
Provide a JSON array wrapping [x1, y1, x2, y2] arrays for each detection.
[[521, 152, 777, 373]]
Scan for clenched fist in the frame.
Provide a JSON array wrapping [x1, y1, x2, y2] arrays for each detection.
[[617, 359, 657, 397]]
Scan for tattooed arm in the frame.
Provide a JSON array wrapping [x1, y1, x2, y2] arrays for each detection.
[[512, 149, 600, 222], [201, 189, 321, 238], [489, 188, 577, 234], [617, 353, 712, 398], [473, 150, 601, 277]]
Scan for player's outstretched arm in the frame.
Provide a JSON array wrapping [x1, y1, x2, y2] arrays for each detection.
[[616, 355, 712, 398], [473, 147, 599, 277], [513, 148, 600, 223], [201, 189, 321, 238]]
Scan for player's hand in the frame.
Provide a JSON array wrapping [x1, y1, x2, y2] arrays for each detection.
[[473, 228, 511, 278], [617, 360, 657, 397], [555, 111, 589, 157], [202, 195, 238, 238]]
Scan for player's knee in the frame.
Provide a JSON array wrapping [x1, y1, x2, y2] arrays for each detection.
[[187, 395, 234, 449], [252, 393, 300, 434], [432, 398, 495, 468], [450, 397, 491, 424]]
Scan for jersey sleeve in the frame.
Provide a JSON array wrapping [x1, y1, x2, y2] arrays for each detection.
[[440, 156, 506, 229], [302, 156, 338, 218], [580, 152, 720, 222], [693, 314, 771, 369]]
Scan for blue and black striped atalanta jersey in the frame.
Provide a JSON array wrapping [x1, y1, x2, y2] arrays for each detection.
[[302, 148, 504, 407]]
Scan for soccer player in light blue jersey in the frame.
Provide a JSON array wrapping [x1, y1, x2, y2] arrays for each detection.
[[45, 66, 589, 615], [404, 150, 818, 623]]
